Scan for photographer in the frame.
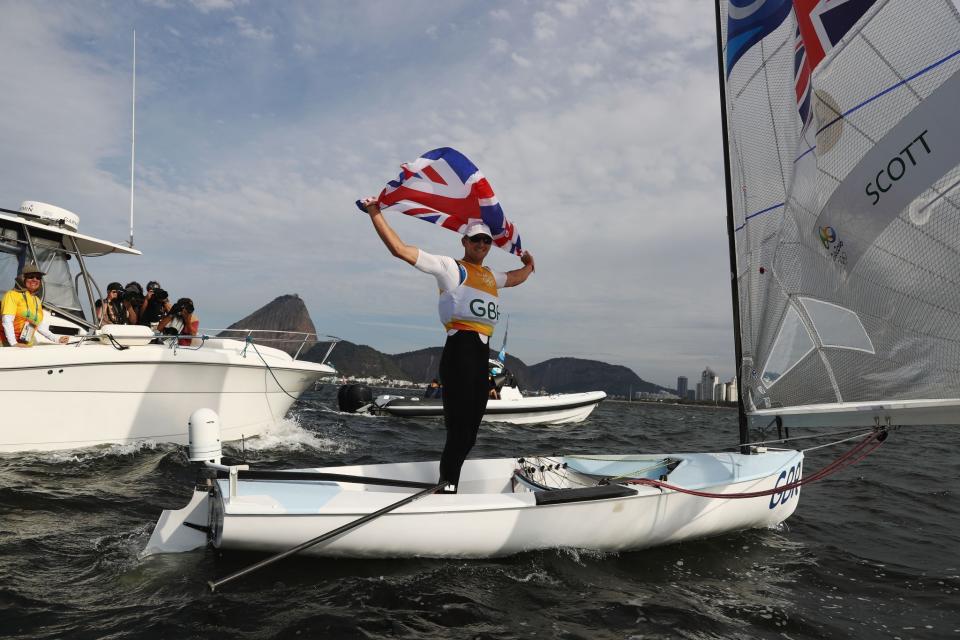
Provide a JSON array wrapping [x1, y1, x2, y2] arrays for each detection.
[[95, 282, 128, 325], [122, 281, 145, 325], [156, 297, 199, 346], [139, 280, 171, 327]]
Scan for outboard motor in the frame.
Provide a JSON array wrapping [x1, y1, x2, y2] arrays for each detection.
[[188, 408, 222, 465], [337, 384, 374, 413], [489, 360, 511, 393]]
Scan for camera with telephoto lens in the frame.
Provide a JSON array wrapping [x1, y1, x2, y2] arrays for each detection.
[[151, 287, 168, 302], [168, 298, 194, 317], [122, 282, 144, 308]]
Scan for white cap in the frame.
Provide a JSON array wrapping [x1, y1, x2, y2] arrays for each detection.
[[463, 221, 492, 239]]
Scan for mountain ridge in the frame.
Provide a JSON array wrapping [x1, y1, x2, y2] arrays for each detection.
[[230, 295, 673, 395], [312, 340, 672, 396], [219, 294, 317, 357]]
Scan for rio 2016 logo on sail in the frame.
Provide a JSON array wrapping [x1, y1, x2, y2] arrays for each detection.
[[769, 461, 802, 509], [818, 225, 847, 266]]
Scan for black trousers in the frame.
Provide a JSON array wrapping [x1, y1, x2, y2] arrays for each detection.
[[438, 330, 489, 486]]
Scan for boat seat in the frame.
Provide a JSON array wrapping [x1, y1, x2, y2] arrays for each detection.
[[534, 483, 637, 506], [98, 324, 155, 346]]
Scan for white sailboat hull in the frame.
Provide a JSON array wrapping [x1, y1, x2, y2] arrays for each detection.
[[146, 450, 804, 559], [0, 339, 334, 452]]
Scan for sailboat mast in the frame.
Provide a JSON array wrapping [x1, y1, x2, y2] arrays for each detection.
[[713, 0, 750, 453]]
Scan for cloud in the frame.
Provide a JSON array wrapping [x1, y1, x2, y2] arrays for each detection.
[[190, 0, 247, 13], [0, 1, 732, 387], [489, 37, 509, 54], [568, 62, 601, 84], [230, 15, 273, 41], [556, 1, 587, 19], [0, 4, 129, 231], [510, 52, 531, 68], [532, 12, 558, 41]]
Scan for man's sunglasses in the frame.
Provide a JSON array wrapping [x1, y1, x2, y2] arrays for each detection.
[[23, 274, 42, 281], [468, 235, 492, 245]]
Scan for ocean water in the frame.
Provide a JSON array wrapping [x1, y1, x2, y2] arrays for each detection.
[[1, 388, 958, 639]]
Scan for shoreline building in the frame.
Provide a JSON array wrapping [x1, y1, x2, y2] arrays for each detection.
[[726, 376, 738, 402], [715, 382, 728, 403], [677, 376, 688, 399], [697, 367, 718, 401]]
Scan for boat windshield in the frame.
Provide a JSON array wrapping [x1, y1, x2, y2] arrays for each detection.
[[32, 235, 84, 317]]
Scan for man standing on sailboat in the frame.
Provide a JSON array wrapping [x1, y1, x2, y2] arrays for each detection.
[[359, 195, 534, 491]]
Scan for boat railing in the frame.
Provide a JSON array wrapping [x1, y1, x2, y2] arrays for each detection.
[[74, 327, 341, 365], [205, 329, 341, 362]]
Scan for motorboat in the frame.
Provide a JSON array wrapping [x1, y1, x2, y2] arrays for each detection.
[[0, 201, 336, 452], [337, 361, 606, 425], [369, 388, 606, 425]]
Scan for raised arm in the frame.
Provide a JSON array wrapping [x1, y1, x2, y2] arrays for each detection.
[[504, 251, 535, 288], [360, 197, 419, 266]]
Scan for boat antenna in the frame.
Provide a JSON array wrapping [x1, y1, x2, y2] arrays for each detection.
[[713, 0, 751, 454], [128, 29, 136, 248]]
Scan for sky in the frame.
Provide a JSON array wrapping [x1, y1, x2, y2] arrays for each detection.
[[0, 0, 735, 389]]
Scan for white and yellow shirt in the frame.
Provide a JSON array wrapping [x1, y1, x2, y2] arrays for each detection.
[[1, 288, 44, 345], [414, 250, 507, 341]]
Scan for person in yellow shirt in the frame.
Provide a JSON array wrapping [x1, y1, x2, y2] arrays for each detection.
[[1, 262, 70, 347]]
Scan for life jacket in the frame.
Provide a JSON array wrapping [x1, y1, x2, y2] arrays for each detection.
[[438, 260, 500, 337]]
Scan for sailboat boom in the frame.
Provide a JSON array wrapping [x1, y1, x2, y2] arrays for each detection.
[[750, 398, 960, 430]]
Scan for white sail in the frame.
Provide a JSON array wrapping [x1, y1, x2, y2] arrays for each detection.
[[721, 0, 960, 428]]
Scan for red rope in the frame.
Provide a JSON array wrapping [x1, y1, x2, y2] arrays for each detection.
[[623, 430, 885, 499]]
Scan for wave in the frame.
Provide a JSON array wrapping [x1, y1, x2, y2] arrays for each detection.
[[224, 416, 349, 455], [7, 440, 172, 466]]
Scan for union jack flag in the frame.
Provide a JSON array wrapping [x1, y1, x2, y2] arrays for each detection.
[[794, 0, 877, 123], [794, 0, 876, 70], [360, 147, 523, 256]]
